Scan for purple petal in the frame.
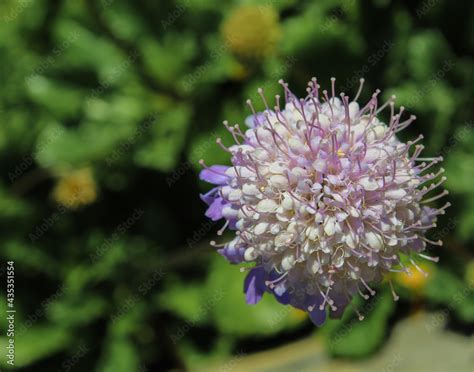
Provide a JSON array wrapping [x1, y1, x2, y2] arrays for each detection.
[[244, 113, 265, 128], [306, 295, 326, 326], [217, 243, 245, 264], [309, 306, 327, 326], [244, 267, 267, 305], [199, 165, 230, 185], [200, 187, 219, 206], [205, 196, 227, 221], [328, 294, 349, 319], [273, 285, 290, 305], [267, 271, 290, 305]]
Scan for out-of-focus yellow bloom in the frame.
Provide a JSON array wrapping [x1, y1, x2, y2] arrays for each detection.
[[289, 307, 307, 322], [393, 262, 434, 294], [221, 5, 281, 60], [465, 260, 474, 287], [53, 168, 97, 209]]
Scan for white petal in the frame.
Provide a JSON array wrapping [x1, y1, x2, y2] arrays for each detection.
[[365, 231, 384, 250], [256, 199, 278, 213], [269, 174, 288, 189], [312, 159, 327, 173], [385, 189, 407, 200], [359, 176, 379, 191], [254, 222, 269, 235], [275, 232, 293, 246], [244, 247, 258, 261], [324, 216, 336, 236], [281, 254, 295, 270], [242, 183, 259, 196]]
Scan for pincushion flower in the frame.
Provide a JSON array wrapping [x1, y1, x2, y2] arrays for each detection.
[[199, 78, 449, 326]]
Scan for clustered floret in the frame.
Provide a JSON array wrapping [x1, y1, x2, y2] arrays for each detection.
[[199, 78, 449, 325]]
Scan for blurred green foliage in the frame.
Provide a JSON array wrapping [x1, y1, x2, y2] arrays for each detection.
[[0, 0, 472, 370]]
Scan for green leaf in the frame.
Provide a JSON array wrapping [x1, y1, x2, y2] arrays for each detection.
[[407, 31, 452, 81], [0, 325, 71, 368], [48, 294, 107, 327], [26, 76, 83, 119], [425, 267, 474, 322], [141, 33, 197, 86], [324, 291, 394, 358], [135, 104, 192, 171], [158, 280, 210, 325], [207, 256, 305, 336], [97, 338, 140, 372], [425, 267, 464, 304]]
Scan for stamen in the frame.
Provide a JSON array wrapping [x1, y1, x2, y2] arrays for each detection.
[[246, 99, 257, 116], [418, 253, 439, 262], [421, 236, 443, 246], [388, 278, 399, 301], [265, 272, 288, 288], [421, 190, 449, 204], [223, 120, 242, 144], [257, 88, 270, 111], [354, 78, 365, 102], [409, 258, 429, 277], [360, 278, 376, 296], [375, 95, 396, 115], [217, 220, 230, 236], [357, 286, 370, 300], [210, 240, 227, 248], [396, 115, 417, 132], [216, 138, 232, 153]]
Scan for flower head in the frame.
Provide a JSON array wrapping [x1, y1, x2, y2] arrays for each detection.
[[53, 168, 97, 209], [221, 5, 281, 60], [199, 78, 449, 325]]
